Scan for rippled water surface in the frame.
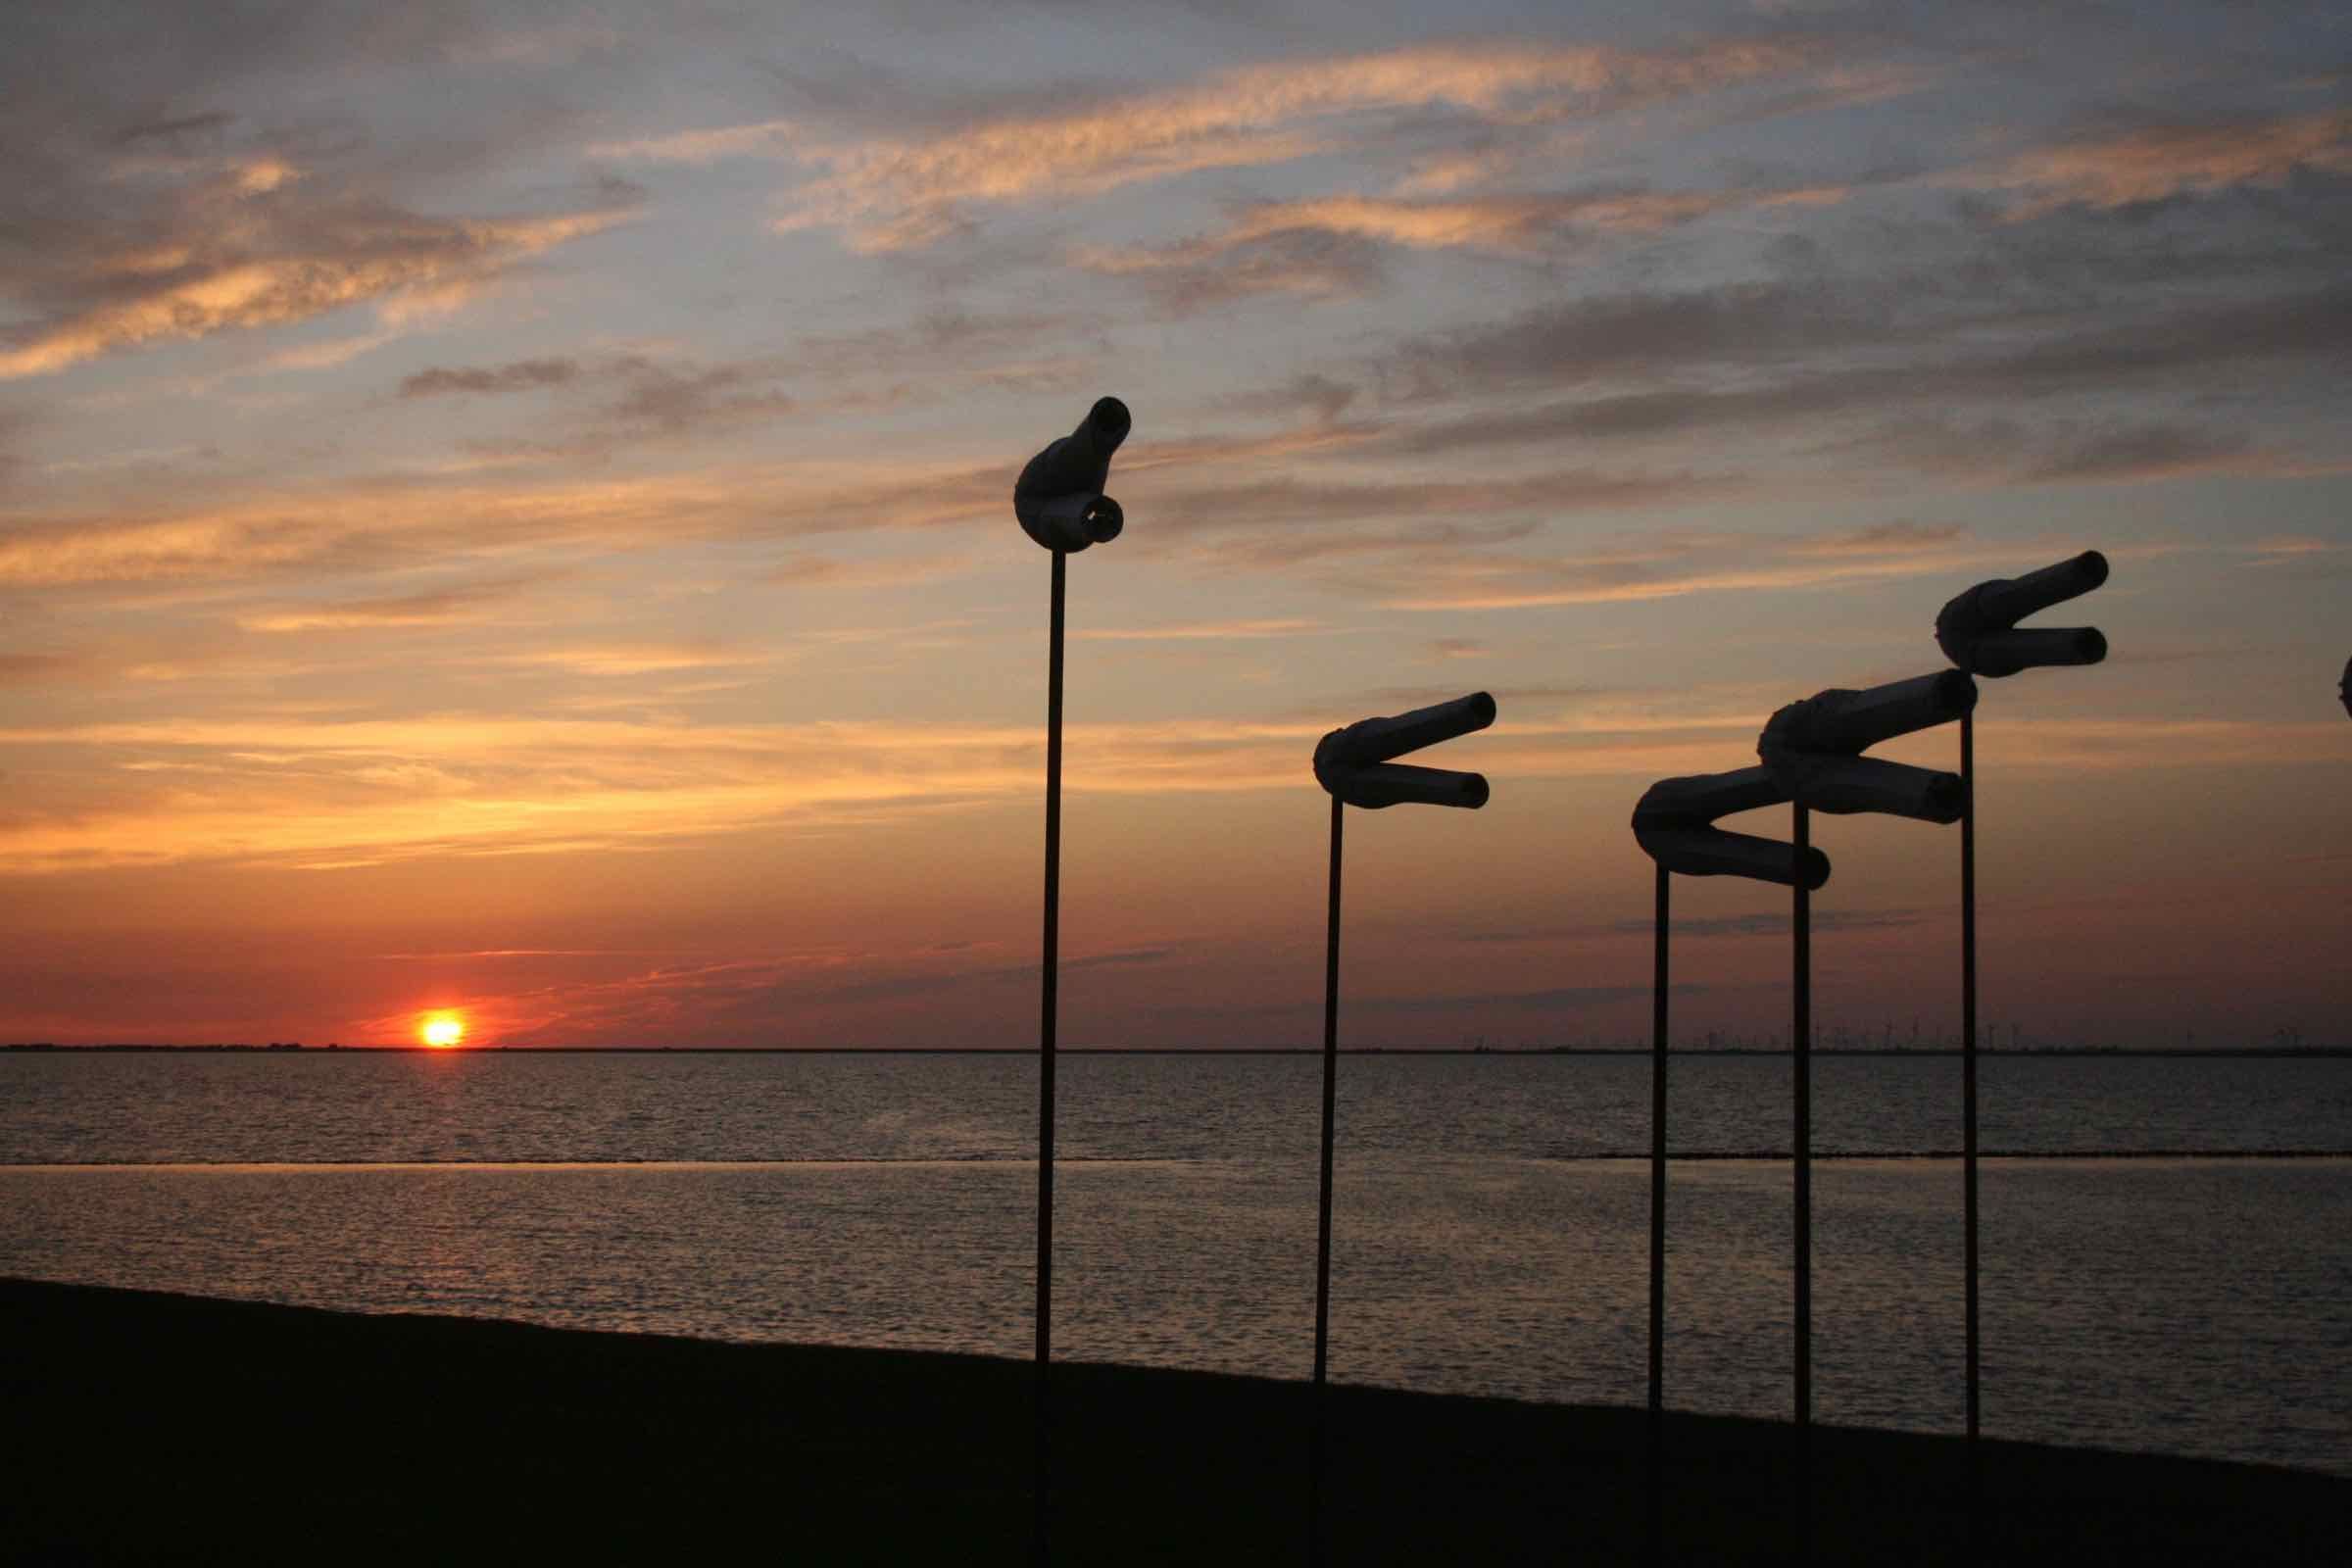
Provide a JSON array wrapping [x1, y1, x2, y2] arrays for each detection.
[[4, 1052, 2347, 1475]]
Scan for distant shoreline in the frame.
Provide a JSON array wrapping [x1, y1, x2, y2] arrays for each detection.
[[9, 1042, 2351, 1057]]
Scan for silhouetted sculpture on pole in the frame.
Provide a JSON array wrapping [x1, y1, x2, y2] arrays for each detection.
[[1016, 398, 1129, 555], [1758, 668, 1973, 1554], [1631, 765, 1829, 1563], [2339, 655, 2349, 720], [1935, 551, 2108, 679], [1933, 550, 2108, 1470], [1013, 395, 1130, 1566], [1634, 767, 1832, 887], [1757, 672, 1976, 824], [1308, 690, 1494, 1566]]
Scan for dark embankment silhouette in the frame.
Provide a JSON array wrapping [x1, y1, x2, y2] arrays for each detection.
[[4, 1277, 2343, 1564]]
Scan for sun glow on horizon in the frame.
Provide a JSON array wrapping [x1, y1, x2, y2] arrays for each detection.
[[420, 1013, 466, 1049]]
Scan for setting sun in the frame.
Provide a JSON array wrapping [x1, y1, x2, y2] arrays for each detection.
[[420, 1014, 466, 1050]]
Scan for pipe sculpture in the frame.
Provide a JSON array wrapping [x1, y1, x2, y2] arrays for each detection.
[[1013, 395, 1130, 1565], [1634, 766, 1832, 889], [1630, 765, 1829, 1562], [1016, 397, 1130, 554], [1935, 550, 2108, 678], [1308, 691, 1494, 1566], [1757, 671, 1976, 823], [1934, 551, 2109, 1466], [1757, 668, 1974, 1553]]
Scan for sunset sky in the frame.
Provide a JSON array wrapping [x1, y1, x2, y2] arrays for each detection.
[[2, 1, 2345, 1049]]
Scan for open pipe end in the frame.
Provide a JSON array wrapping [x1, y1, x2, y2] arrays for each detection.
[[1920, 771, 1965, 824], [1088, 396, 1132, 454], [1083, 494, 1123, 544]]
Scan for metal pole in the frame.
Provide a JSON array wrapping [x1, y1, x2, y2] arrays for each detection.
[[1034, 549, 1064, 1566], [1792, 801, 1812, 1553], [1962, 709, 1984, 1548], [1962, 710, 1980, 1444], [1311, 793, 1343, 1566], [1649, 861, 1670, 1564], [1650, 863, 1669, 1416]]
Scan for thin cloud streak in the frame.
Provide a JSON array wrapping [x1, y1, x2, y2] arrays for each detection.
[[0, 208, 632, 380], [1, 710, 2336, 875], [591, 38, 1825, 251], [1959, 109, 2352, 219]]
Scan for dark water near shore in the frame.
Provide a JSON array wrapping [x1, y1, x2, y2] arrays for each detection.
[[4, 1052, 2348, 1475]]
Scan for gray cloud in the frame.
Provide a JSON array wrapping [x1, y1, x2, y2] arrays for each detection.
[[1605, 908, 1929, 939], [798, 944, 1179, 1004], [400, 359, 583, 398], [0, 653, 86, 685], [2026, 424, 2259, 483], [235, 572, 555, 632], [0, 4, 635, 379], [1330, 276, 2352, 485], [1139, 471, 1730, 545], [1383, 282, 1898, 398], [1083, 227, 1389, 315]]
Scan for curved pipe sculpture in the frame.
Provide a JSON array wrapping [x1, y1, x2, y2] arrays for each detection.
[[1934, 550, 2110, 1456], [1633, 765, 1830, 889], [1313, 691, 1495, 809], [1015, 396, 1131, 553], [1758, 671, 1977, 823], [1307, 690, 1494, 1564], [1755, 666, 1971, 1486], [1014, 395, 1131, 1563], [1936, 550, 2108, 677]]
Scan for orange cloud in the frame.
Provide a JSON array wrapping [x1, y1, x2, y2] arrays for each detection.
[[1361, 529, 2030, 612], [1961, 110, 2352, 219], [7, 698, 2326, 878], [1073, 182, 1844, 305], [1076, 619, 1335, 642], [0, 208, 630, 379], [592, 39, 1819, 250]]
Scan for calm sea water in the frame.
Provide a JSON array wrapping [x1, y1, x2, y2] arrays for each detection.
[[4, 1052, 2347, 1475]]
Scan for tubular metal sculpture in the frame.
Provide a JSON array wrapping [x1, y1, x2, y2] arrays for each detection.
[[1935, 550, 2108, 678], [1630, 764, 1828, 1558], [1757, 671, 1976, 823], [1308, 691, 1494, 1566], [1756, 668, 1973, 1546], [1014, 395, 1130, 1564], [1933, 551, 2109, 1465], [1633, 766, 1832, 888], [1015, 397, 1130, 554]]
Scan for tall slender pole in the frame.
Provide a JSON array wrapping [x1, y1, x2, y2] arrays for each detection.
[[1311, 793, 1343, 1566], [1792, 802, 1812, 1554], [1034, 549, 1065, 1566], [1650, 864, 1669, 1416], [1961, 709, 1983, 1546], [1648, 862, 1670, 1565], [1961, 710, 1979, 1443]]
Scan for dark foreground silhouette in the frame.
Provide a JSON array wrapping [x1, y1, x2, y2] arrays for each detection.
[[4, 1277, 2342, 1565]]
